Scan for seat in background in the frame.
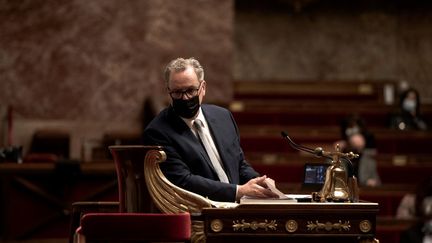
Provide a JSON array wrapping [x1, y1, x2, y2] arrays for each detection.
[[24, 129, 70, 162]]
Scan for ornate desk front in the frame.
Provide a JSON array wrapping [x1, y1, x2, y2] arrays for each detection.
[[203, 202, 379, 243]]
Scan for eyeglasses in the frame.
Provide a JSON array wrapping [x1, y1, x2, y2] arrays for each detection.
[[168, 82, 202, 99]]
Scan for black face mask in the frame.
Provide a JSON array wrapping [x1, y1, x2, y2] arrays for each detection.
[[172, 95, 200, 118]]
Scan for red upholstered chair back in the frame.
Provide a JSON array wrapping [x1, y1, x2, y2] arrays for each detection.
[[109, 145, 163, 213]]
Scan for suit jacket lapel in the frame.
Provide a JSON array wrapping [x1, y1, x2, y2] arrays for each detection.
[[167, 106, 216, 172], [202, 106, 233, 182]]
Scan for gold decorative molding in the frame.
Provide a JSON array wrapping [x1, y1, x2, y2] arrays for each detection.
[[144, 149, 212, 215], [285, 220, 298, 233], [144, 148, 213, 243], [307, 220, 350, 232], [191, 220, 206, 243], [359, 238, 380, 243], [233, 219, 277, 231], [210, 219, 223, 232], [359, 220, 372, 233]]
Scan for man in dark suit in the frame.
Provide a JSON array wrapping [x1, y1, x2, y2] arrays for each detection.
[[143, 57, 278, 202]]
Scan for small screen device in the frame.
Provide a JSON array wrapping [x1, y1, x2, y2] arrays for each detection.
[[302, 163, 330, 190]]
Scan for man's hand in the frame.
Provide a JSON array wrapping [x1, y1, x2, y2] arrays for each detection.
[[237, 175, 279, 201]]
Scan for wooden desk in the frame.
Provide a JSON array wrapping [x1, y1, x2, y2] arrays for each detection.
[[202, 202, 379, 243]]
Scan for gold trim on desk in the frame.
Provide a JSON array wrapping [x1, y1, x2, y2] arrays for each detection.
[[306, 220, 351, 232], [210, 219, 223, 232], [285, 220, 298, 233], [359, 220, 372, 233], [232, 219, 277, 231]]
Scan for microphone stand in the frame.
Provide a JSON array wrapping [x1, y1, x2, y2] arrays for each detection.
[[281, 131, 359, 202], [281, 131, 333, 160]]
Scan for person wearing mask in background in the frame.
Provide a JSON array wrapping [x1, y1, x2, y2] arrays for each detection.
[[143, 57, 279, 202], [391, 88, 428, 131], [398, 176, 432, 243], [336, 115, 381, 187], [339, 114, 376, 150]]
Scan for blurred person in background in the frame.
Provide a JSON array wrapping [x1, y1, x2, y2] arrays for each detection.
[[398, 176, 432, 243], [390, 87, 428, 131], [336, 114, 381, 187]]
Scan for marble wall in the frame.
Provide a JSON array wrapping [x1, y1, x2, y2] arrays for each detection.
[[0, 0, 233, 121], [0, 0, 233, 157], [234, 1, 432, 103]]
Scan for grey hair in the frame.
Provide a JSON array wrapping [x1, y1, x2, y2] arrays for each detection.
[[164, 57, 204, 87]]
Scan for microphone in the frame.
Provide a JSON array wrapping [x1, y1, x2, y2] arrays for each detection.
[[280, 131, 332, 160], [280, 131, 356, 177]]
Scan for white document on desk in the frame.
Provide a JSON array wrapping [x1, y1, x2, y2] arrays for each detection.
[[264, 179, 290, 199], [239, 180, 299, 204], [239, 195, 297, 204]]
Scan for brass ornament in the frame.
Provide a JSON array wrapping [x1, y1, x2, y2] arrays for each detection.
[[143, 148, 212, 243], [359, 220, 372, 233], [233, 219, 277, 231], [312, 145, 360, 203], [307, 220, 351, 232], [192, 220, 206, 242], [359, 237, 380, 243], [285, 220, 298, 233], [210, 219, 223, 233]]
